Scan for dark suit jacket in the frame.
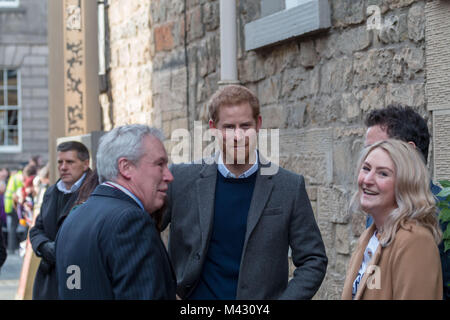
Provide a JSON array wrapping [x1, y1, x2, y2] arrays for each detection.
[[55, 185, 176, 299], [0, 220, 6, 268], [162, 156, 328, 300], [29, 182, 80, 299]]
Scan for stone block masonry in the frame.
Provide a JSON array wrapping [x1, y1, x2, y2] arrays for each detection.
[[103, 0, 430, 299]]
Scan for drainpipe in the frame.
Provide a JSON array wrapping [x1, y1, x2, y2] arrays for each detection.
[[98, 0, 107, 92], [219, 0, 240, 85]]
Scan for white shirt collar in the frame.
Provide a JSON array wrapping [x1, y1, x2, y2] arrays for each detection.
[[218, 150, 259, 179], [102, 181, 145, 211], [56, 172, 87, 194]]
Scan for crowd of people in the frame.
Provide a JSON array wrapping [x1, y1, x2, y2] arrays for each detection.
[[0, 156, 50, 268], [1, 84, 449, 300]]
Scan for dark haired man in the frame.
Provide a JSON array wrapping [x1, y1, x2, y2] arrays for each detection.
[[365, 104, 430, 164], [364, 104, 449, 300], [29, 141, 91, 299]]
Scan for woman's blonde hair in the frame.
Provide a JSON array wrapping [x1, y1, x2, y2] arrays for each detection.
[[349, 139, 442, 247]]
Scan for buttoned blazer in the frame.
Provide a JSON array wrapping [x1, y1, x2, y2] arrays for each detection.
[[342, 222, 442, 300], [56, 185, 176, 299], [162, 155, 328, 300]]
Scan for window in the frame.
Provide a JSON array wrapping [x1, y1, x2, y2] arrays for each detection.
[[0, 0, 19, 8], [0, 68, 21, 152], [245, 0, 331, 51]]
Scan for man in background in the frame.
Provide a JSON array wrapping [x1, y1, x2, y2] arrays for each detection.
[[29, 141, 91, 299]]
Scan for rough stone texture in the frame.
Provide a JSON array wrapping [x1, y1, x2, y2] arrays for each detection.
[[433, 111, 450, 181], [425, 0, 450, 111], [105, 0, 153, 127], [154, 22, 175, 52], [426, 1, 450, 182], [318, 186, 351, 225], [102, 0, 431, 299], [335, 224, 351, 255], [408, 2, 425, 42], [331, 0, 366, 27], [0, 0, 49, 168]]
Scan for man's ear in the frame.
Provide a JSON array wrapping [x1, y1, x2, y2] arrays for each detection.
[[256, 115, 262, 132], [407, 141, 417, 149], [117, 157, 132, 180], [82, 159, 90, 172]]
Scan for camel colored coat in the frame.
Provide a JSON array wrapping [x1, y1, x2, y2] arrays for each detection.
[[342, 221, 442, 300]]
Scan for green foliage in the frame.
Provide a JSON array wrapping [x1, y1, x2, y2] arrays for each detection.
[[439, 180, 450, 188], [437, 180, 450, 253]]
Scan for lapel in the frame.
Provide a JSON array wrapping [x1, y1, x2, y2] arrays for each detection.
[[53, 179, 80, 228], [354, 224, 382, 300], [195, 160, 218, 251], [56, 191, 78, 227], [242, 157, 274, 249], [347, 224, 376, 283], [195, 153, 274, 254]]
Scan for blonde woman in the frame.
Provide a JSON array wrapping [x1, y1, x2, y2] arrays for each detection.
[[342, 139, 442, 300]]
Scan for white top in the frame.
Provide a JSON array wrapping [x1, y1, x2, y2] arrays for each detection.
[[352, 231, 380, 299], [102, 181, 144, 211]]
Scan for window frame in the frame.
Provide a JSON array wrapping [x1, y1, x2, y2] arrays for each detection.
[[285, 0, 303, 10], [0, 68, 22, 153], [245, 0, 331, 51], [0, 0, 19, 8]]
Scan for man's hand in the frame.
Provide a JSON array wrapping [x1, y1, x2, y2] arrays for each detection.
[[39, 241, 56, 265]]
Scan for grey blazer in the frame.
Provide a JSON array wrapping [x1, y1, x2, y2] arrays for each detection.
[[162, 156, 328, 300]]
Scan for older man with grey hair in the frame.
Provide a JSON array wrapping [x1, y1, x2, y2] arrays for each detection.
[[55, 124, 176, 299]]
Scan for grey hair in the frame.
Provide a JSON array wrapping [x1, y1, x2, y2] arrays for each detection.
[[96, 124, 164, 183]]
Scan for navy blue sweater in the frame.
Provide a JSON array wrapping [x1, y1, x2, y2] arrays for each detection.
[[189, 171, 257, 299]]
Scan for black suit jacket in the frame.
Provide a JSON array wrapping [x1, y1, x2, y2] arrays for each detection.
[[0, 220, 6, 268], [29, 182, 80, 299], [56, 185, 176, 299]]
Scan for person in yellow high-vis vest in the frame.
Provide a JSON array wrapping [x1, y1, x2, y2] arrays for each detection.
[[4, 170, 23, 252]]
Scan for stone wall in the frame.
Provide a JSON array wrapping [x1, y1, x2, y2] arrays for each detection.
[[104, 0, 429, 299], [103, 0, 153, 127], [0, 0, 48, 168], [425, 0, 450, 182], [0, 0, 47, 44]]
